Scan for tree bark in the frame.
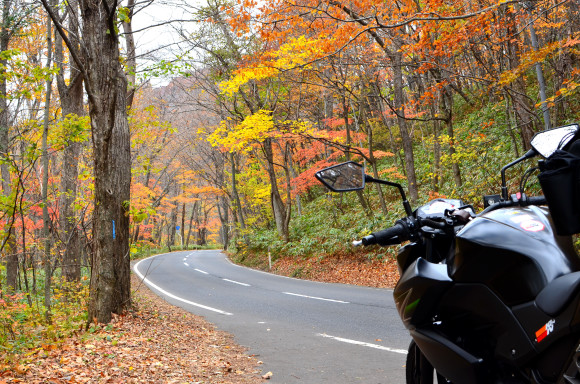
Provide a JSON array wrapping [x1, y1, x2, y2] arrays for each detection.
[[41, 0, 134, 323], [55, 0, 84, 282], [0, 0, 16, 291], [391, 49, 419, 202], [263, 138, 289, 242], [41, 10, 53, 318]]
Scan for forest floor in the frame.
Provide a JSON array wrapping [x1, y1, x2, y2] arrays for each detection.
[[2, 253, 398, 383]]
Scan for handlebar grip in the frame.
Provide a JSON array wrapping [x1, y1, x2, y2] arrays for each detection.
[[526, 196, 546, 205], [361, 222, 407, 246]]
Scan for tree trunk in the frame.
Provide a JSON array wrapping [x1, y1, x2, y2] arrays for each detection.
[[217, 196, 229, 249], [55, 0, 83, 282], [168, 206, 177, 247], [392, 50, 419, 203], [343, 95, 372, 216], [43, 0, 133, 323], [441, 89, 462, 188], [0, 0, 17, 291], [230, 152, 246, 235], [41, 11, 53, 318], [505, 8, 538, 149], [186, 201, 197, 248], [82, 0, 131, 323], [263, 138, 289, 242], [180, 203, 186, 249], [525, 3, 551, 130]]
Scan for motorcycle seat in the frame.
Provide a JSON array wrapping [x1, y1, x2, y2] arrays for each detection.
[[536, 271, 580, 316]]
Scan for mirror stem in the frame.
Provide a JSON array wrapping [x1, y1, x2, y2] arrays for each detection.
[[366, 175, 414, 216], [500, 149, 537, 200]]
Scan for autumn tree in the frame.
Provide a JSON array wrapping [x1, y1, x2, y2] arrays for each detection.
[[48, 0, 85, 282], [42, 0, 135, 323], [0, 0, 37, 291]]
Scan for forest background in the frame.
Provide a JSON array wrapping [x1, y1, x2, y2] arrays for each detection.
[[0, 0, 579, 372]]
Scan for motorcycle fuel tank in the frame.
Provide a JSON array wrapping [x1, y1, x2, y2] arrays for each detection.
[[450, 205, 580, 306]]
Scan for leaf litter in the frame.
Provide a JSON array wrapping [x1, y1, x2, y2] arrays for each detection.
[[1, 275, 264, 383]]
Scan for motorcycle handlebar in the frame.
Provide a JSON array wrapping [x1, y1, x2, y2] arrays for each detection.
[[361, 222, 408, 246], [354, 195, 548, 248], [524, 196, 546, 206], [480, 195, 547, 215]]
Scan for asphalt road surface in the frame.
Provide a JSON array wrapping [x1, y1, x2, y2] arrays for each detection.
[[133, 250, 411, 383]]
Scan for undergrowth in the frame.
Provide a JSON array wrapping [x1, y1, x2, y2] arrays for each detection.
[[0, 277, 89, 364]]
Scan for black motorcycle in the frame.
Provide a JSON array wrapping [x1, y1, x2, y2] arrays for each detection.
[[315, 124, 580, 384]]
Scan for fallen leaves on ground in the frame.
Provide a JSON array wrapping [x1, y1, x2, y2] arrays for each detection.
[[271, 252, 400, 288], [1, 275, 264, 384]]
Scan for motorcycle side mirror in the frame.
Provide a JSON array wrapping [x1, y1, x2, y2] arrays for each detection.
[[315, 161, 366, 192], [530, 124, 579, 158]]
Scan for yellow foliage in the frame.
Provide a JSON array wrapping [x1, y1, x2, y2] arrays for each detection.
[[207, 110, 314, 153], [220, 35, 328, 95]]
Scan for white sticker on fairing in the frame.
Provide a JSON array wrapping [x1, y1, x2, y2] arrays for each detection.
[[510, 214, 533, 224], [520, 220, 545, 232]]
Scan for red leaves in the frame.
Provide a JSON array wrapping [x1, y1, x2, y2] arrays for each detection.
[[272, 252, 400, 288]]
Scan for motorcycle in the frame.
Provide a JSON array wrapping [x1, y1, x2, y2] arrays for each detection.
[[315, 123, 580, 384]]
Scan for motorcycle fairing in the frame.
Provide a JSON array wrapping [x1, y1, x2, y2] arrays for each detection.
[[394, 257, 452, 328], [437, 283, 537, 365], [410, 328, 484, 384], [512, 291, 580, 381], [451, 206, 580, 306], [406, 263, 580, 382]]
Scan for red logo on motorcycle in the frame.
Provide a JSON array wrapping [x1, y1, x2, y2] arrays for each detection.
[[520, 220, 545, 232], [535, 319, 555, 342]]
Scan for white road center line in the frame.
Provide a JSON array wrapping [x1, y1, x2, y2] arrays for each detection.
[[133, 259, 233, 316], [283, 292, 349, 304], [222, 278, 251, 287], [195, 268, 209, 275], [318, 333, 407, 355], [184, 263, 189, 267]]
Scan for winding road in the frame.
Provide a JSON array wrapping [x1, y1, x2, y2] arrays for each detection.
[[133, 250, 410, 383]]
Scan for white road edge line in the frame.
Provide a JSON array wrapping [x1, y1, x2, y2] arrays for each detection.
[[222, 278, 251, 287], [133, 258, 233, 316], [195, 268, 209, 275], [318, 333, 407, 355], [283, 291, 349, 304]]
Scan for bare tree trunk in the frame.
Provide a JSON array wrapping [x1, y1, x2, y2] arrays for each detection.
[[0, 0, 16, 291], [43, 0, 134, 323], [287, 145, 302, 217], [263, 138, 290, 242], [180, 203, 186, 249], [186, 201, 197, 248], [342, 95, 371, 215], [217, 196, 229, 249], [391, 50, 419, 202], [505, 9, 538, 149], [41, 11, 53, 318], [430, 103, 442, 192], [441, 89, 462, 188], [55, 0, 83, 282], [168, 205, 177, 248], [525, 2, 551, 130], [230, 153, 246, 238]]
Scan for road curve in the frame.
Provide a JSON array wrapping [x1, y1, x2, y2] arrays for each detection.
[[133, 250, 410, 383]]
